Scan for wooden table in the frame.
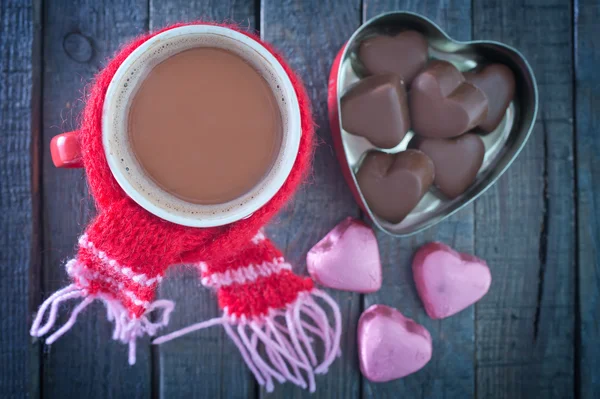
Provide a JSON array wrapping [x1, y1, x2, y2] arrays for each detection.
[[1, 0, 598, 398]]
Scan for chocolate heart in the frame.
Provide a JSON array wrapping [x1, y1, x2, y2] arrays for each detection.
[[465, 63, 516, 133], [328, 11, 538, 236], [358, 304, 432, 382], [341, 74, 409, 148], [410, 60, 488, 139], [307, 217, 381, 293], [409, 133, 484, 199], [357, 31, 429, 85], [412, 242, 491, 319], [356, 150, 434, 224]]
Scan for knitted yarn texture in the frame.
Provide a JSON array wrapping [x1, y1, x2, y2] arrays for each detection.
[[30, 22, 341, 393]]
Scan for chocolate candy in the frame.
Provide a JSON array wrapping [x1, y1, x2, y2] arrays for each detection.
[[410, 60, 488, 139], [307, 217, 381, 293], [356, 150, 434, 223], [358, 304, 432, 382], [413, 242, 491, 319], [409, 133, 484, 199], [341, 74, 410, 148], [357, 31, 429, 85], [465, 63, 516, 133]]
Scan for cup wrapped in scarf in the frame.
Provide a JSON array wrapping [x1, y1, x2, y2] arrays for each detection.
[[31, 22, 341, 393]]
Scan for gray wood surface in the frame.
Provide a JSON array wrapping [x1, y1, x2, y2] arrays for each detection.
[[0, 0, 40, 397], [40, 0, 151, 397], [575, 0, 600, 398], [473, 0, 576, 398], [148, 2, 258, 398], [1, 0, 598, 397], [362, 1, 476, 398], [261, 1, 362, 397]]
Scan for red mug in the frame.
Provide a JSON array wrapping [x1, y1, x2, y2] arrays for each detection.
[[50, 130, 82, 168], [47, 25, 301, 228]]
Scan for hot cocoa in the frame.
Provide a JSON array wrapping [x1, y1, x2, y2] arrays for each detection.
[[128, 47, 282, 205]]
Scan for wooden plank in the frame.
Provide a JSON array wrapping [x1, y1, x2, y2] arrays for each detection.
[[362, 1, 476, 398], [261, 0, 362, 397], [148, 2, 258, 398], [0, 0, 41, 397], [574, 1, 600, 398], [41, 1, 150, 397], [473, 0, 575, 398], [149, 0, 255, 31]]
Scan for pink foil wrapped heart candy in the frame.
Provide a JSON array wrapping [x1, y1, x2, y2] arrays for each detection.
[[307, 217, 381, 293], [413, 242, 492, 319], [358, 305, 432, 382]]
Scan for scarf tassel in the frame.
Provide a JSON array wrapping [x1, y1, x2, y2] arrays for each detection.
[[153, 289, 342, 392], [30, 282, 174, 365]]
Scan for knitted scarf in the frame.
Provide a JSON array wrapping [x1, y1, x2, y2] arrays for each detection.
[[30, 22, 341, 393]]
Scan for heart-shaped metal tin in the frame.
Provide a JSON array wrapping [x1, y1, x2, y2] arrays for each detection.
[[327, 12, 538, 237]]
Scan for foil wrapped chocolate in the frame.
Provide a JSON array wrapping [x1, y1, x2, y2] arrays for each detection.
[[307, 217, 382, 293], [412, 242, 491, 319], [358, 304, 432, 382]]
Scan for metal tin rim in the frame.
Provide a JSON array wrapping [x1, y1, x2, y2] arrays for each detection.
[[335, 11, 539, 237]]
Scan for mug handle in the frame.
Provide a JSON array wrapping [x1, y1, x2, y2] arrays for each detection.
[[50, 131, 83, 168]]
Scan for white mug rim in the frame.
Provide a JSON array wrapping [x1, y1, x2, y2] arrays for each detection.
[[102, 25, 301, 227]]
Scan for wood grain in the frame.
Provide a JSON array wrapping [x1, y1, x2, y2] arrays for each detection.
[[0, 0, 40, 397], [148, 2, 257, 398], [574, 0, 600, 397], [362, 1, 476, 398], [40, 1, 150, 397], [473, 0, 575, 398], [3, 0, 592, 397], [149, 0, 255, 31], [260, 0, 362, 397]]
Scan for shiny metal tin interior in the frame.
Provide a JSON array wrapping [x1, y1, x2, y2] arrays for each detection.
[[335, 12, 539, 237]]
